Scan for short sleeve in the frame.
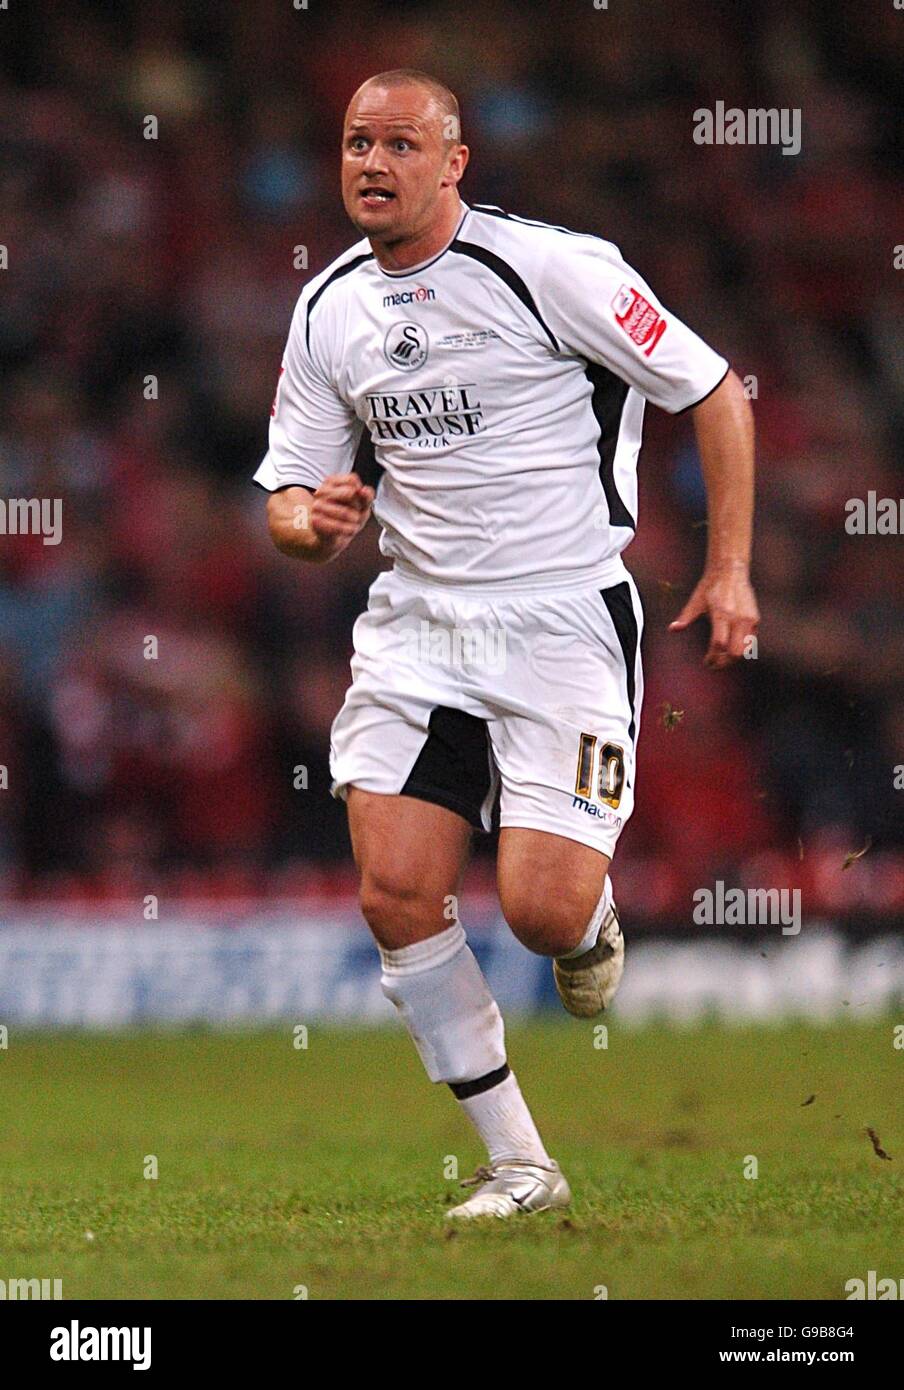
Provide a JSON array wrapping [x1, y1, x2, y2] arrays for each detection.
[[536, 236, 729, 414], [253, 292, 362, 493]]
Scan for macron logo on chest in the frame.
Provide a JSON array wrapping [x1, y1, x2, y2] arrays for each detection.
[[382, 285, 436, 308]]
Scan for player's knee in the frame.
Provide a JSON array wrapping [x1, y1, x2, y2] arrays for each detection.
[[359, 869, 447, 945], [359, 875, 416, 936], [501, 888, 596, 958]]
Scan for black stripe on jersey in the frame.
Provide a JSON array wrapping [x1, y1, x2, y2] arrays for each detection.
[[471, 203, 598, 241], [600, 581, 639, 744], [584, 361, 635, 531], [353, 423, 382, 490], [449, 238, 560, 351], [305, 252, 374, 350]]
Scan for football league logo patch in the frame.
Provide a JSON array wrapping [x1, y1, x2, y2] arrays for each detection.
[[611, 284, 667, 356]]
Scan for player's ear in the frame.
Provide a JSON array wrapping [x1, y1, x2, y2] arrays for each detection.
[[442, 143, 469, 187]]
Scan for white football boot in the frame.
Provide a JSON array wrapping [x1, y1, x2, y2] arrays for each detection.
[[446, 1159, 571, 1221], [553, 902, 624, 1018]]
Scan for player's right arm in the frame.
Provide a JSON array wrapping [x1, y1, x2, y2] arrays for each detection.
[[266, 475, 374, 563], [255, 266, 372, 562]]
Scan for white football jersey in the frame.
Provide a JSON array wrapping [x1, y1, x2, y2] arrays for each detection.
[[254, 202, 728, 592]]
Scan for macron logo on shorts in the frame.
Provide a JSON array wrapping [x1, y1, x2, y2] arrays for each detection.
[[611, 284, 667, 357]]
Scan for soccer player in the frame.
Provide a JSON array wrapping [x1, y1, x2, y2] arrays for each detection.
[[257, 69, 759, 1219]]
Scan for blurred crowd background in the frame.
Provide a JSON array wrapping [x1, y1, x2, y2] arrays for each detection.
[[0, 0, 901, 918]]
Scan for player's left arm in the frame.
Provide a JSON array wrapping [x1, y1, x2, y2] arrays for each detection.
[[534, 234, 759, 670], [669, 369, 760, 669]]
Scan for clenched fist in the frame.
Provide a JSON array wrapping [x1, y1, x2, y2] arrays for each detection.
[[267, 474, 375, 563]]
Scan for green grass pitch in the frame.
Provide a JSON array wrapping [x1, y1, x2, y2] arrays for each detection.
[[0, 1020, 900, 1300]]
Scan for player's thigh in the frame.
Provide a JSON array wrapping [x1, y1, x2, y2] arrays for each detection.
[[497, 826, 609, 954], [487, 580, 640, 952], [347, 788, 473, 949]]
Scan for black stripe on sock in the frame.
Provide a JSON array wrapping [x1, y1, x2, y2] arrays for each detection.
[[448, 1063, 510, 1100]]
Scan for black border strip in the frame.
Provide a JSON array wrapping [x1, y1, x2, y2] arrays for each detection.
[[674, 362, 731, 415], [251, 476, 321, 494], [600, 580, 639, 744], [449, 1063, 511, 1100], [399, 783, 484, 831], [449, 239, 560, 351], [584, 360, 635, 531], [306, 252, 374, 350], [471, 202, 596, 240]]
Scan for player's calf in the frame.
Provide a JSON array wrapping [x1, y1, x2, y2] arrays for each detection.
[[503, 877, 626, 1017]]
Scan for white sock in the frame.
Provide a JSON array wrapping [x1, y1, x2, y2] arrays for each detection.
[[557, 875, 614, 959], [379, 921, 551, 1167], [455, 1071, 551, 1168], [379, 921, 506, 1082]]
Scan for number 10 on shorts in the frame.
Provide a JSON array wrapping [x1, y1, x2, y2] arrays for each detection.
[[575, 733, 625, 810]]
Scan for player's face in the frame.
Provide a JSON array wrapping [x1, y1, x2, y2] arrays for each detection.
[[341, 84, 463, 244]]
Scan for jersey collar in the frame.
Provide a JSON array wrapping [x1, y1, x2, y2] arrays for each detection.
[[374, 202, 470, 279]]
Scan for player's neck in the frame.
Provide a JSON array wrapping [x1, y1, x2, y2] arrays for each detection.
[[369, 196, 464, 273]]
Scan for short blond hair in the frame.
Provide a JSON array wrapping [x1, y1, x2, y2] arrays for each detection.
[[354, 69, 461, 144]]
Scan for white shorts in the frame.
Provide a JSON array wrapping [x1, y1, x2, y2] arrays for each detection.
[[329, 566, 644, 858]]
